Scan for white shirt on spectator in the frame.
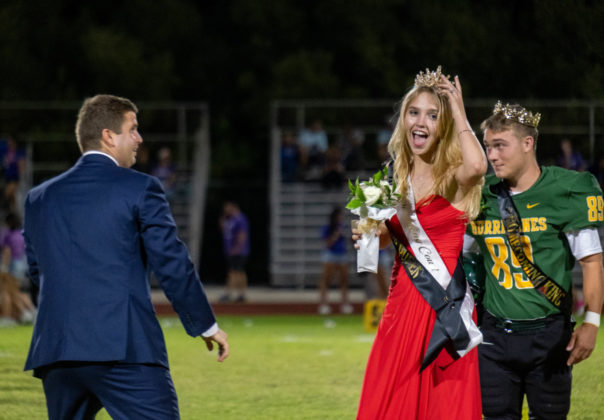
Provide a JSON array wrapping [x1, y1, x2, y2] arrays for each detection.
[[299, 129, 328, 152]]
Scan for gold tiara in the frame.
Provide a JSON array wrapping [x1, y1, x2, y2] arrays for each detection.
[[493, 101, 541, 128], [414, 66, 450, 89]]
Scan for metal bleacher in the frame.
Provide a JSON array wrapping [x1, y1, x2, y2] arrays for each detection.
[[270, 182, 355, 287]]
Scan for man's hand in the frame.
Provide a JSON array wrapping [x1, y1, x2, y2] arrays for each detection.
[[203, 329, 229, 362], [568, 252, 604, 366], [566, 322, 598, 366]]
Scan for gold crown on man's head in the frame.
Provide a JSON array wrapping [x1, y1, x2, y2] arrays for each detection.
[[493, 101, 541, 128], [414, 66, 451, 89]]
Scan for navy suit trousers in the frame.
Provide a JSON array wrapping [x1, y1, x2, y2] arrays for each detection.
[[40, 362, 179, 420]]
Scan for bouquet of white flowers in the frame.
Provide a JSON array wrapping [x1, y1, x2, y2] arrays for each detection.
[[346, 167, 400, 273]]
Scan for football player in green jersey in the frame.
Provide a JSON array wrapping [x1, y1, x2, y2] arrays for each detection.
[[464, 102, 604, 420]]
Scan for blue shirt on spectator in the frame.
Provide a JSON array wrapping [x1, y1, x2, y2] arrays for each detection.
[[322, 224, 346, 255]]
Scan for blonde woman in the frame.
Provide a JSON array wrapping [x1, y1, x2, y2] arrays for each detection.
[[355, 67, 486, 419]]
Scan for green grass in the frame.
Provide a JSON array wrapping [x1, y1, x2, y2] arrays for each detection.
[[1, 316, 603, 419]]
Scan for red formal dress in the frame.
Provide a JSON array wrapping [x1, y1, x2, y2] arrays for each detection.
[[357, 196, 481, 420]]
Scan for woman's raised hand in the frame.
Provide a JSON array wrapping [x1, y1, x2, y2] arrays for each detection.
[[437, 75, 468, 122]]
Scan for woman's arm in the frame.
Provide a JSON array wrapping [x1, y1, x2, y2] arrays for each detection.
[[438, 75, 487, 189]]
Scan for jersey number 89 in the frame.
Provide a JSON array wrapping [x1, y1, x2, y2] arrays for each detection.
[[586, 195, 604, 222], [485, 236, 534, 290]]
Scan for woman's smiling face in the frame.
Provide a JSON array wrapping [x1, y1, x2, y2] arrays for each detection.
[[404, 91, 440, 159]]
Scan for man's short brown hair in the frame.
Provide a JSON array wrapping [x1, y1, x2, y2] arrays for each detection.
[[75, 94, 138, 152]]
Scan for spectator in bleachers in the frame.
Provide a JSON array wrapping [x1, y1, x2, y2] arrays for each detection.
[[152, 146, 177, 197], [0, 135, 26, 213], [556, 138, 586, 172], [219, 201, 250, 303], [376, 115, 395, 165], [318, 207, 352, 315], [299, 119, 328, 180], [321, 146, 345, 190], [280, 130, 301, 182], [339, 125, 366, 171], [132, 143, 152, 173]]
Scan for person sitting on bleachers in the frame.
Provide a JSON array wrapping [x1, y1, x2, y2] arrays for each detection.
[[338, 125, 366, 171], [152, 146, 177, 198], [299, 119, 328, 180], [321, 146, 345, 190], [280, 130, 301, 183]]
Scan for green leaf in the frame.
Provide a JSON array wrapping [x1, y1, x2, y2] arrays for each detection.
[[348, 178, 355, 194], [373, 170, 383, 185], [356, 185, 366, 201], [345, 198, 363, 209]]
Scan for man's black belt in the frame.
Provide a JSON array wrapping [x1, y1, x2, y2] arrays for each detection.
[[488, 313, 566, 334], [494, 317, 548, 333]]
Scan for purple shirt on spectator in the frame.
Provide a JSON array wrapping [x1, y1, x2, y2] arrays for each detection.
[[222, 212, 250, 257], [3, 228, 25, 260]]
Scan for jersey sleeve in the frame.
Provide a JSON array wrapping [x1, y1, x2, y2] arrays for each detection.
[[561, 172, 603, 232]]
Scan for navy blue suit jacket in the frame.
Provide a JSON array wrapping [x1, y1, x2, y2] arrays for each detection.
[[23, 153, 216, 373]]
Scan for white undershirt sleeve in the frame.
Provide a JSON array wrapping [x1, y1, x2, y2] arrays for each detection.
[[565, 228, 603, 261], [201, 323, 219, 337]]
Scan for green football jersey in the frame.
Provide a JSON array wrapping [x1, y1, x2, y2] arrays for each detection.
[[467, 166, 603, 320]]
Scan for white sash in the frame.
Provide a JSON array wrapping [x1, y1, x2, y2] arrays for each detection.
[[398, 178, 482, 356]]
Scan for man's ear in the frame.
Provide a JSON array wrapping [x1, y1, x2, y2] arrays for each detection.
[[523, 136, 535, 151], [100, 128, 115, 149]]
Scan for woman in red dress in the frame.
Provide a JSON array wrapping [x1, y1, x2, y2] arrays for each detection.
[[355, 67, 487, 419]]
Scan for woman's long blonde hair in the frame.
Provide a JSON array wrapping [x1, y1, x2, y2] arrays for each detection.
[[387, 85, 483, 220]]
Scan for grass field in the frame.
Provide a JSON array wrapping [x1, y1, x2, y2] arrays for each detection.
[[1, 315, 603, 419]]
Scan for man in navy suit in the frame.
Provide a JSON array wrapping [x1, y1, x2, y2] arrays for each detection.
[[23, 94, 229, 419]]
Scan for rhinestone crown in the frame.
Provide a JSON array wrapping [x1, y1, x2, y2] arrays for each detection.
[[493, 101, 541, 128], [414, 66, 450, 89]]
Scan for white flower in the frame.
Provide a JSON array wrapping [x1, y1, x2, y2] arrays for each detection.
[[362, 185, 382, 206]]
